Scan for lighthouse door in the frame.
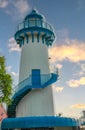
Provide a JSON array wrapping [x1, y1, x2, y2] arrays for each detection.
[[32, 69, 41, 86]]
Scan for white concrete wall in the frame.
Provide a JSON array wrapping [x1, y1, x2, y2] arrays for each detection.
[[16, 86, 55, 117], [19, 39, 50, 83]]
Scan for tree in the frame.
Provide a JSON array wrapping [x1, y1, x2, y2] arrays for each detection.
[[0, 56, 12, 105]]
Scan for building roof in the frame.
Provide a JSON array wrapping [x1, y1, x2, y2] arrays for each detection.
[[25, 9, 45, 21], [1, 116, 80, 129]]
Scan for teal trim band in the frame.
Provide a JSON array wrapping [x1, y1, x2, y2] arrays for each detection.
[[19, 36, 24, 46], [42, 34, 46, 43], [20, 42, 22, 47], [32, 32, 34, 43], [37, 32, 40, 42], [26, 35, 29, 43], [22, 38, 24, 45], [15, 27, 55, 47], [1, 116, 80, 129]]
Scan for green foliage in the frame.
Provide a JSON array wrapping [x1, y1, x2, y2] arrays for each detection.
[[0, 56, 12, 104]]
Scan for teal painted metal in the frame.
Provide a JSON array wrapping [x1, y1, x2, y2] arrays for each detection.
[[1, 116, 80, 129], [32, 32, 34, 43], [15, 26, 55, 47], [25, 9, 44, 20], [7, 73, 58, 118], [16, 73, 58, 90], [80, 121, 85, 126], [42, 34, 46, 43], [7, 86, 31, 117], [37, 32, 40, 42], [32, 69, 41, 86], [25, 34, 29, 43], [42, 73, 58, 88], [15, 10, 55, 47]]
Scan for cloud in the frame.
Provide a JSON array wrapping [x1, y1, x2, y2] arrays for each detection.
[[49, 39, 85, 63], [55, 87, 64, 92], [9, 0, 31, 19], [74, 71, 84, 77], [73, 63, 85, 77], [12, 0, 30, 15], [56, 64, 62, 69], [70, 104, 85, 109], [11, 72, 19, 77], [5, 65, 19, 86], [8, 37, 21, 52], [53, 85, 64, 92], [0, 0, 31, 19], [67, 79, 79, 88], [81, 64, 85, 72], [67, 77, 85, 87], [0, 0, 8, 8], [6, 65, 18, 77], [50, 63, 62, 73]]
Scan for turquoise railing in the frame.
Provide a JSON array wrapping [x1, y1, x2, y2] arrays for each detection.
[[17, 19, 53, 32], [14, 73, 56, 92], [8, 72, 58, 117]]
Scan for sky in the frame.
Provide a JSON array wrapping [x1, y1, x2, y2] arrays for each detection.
[[0, 0, 85, 118]]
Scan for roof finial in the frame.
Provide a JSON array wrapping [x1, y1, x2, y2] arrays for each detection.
[[32, 7, 38, 13]]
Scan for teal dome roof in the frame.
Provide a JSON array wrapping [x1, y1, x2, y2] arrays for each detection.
[[25, 9, 45, 21]]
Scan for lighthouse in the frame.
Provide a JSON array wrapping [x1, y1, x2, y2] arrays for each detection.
[[1, 10, 80, 130], [14, 9, 58, 117]]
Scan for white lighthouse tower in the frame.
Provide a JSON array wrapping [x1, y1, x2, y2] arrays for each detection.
[[1, 10, 80, 130], [15, 9, 58, 117]]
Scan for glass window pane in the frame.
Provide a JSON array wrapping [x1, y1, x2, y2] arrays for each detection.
[[29, 19, 35, 26], [25, 20, 28, 28], [36, 20, 41, 27]]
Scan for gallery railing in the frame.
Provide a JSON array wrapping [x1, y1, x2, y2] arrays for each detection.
[[13, 72, 58, 93], [17, 19, 54, 32]]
